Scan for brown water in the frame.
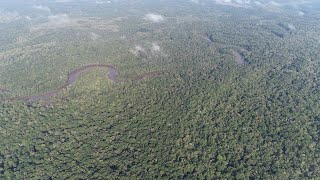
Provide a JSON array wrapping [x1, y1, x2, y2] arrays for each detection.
[[7, 64, 164, 101], [0, 87, 9, 93], [233, 51, 246, 65]]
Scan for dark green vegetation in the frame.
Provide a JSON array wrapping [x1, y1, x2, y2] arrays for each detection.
[[0, 0, 319, 179]]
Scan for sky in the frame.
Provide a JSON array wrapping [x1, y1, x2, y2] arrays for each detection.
[[0, 0, 317, 24]]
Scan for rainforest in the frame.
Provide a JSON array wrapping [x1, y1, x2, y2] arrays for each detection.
[[0, 0, 319, 179]]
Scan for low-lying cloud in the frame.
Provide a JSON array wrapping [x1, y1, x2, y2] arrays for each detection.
[[287, 23, 296, 30], [254, 1, 281, 10], [130, 43, 164, 58], [254, 0, 312, 10], [48, 14, 71, 25], [89, 32, 99, 40], [190, 0, 206, 5], [298, 11, 305, 16], [55, 0, 75, 2], [25, 16, 31, 20], [144, 13, 164, 23], [130, 45, 146, 56], [151, 43, 161, 52], [0, 10, 21, 23], [33, 5, 51, 13], [190, 0, 200, 3], [215, 0, 310, 9], [31, 14, 119, 32], [95, 0, 111, 4], [215, 0, 251, 7], [30, 13, 72, 31]]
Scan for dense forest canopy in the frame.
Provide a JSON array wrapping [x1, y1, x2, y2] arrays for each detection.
[[0, 0, 319, 179]]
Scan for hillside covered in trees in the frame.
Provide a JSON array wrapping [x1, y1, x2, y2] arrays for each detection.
[[0, 0, 319, 179]]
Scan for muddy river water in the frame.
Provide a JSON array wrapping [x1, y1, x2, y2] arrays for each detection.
[[8, 64, 164, 101]]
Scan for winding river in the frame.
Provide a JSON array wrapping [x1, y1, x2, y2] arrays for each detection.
[[6, 64, 165, 101], [233, 51, 246, 65]]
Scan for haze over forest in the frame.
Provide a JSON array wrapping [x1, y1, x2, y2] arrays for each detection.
[[0, 0, 319, 179]]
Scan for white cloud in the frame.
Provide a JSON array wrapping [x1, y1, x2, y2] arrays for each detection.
[[255, 0, 311, 9], [254, 1, 262, 5], [130, 43, 166, 58], [31, 15, 119, 32], [25, 16, 32, 20], [48, 14, 70, 25], [89, 32, 99, 40], [144, 13, 164, 23], [96, 0, 111, 4], [190, 0, 200, 3], [33, 5, 51, 13], [287, 23, 296, 30], [216, 0, 231, 4], [151, 43, 161, 52], [29, 13, 74, 31], [235, 0, 251, 4], [130, 45, 146, 56], [253, 0, 283, 11], [298, 11, 305, 16], [190, 0, 206, 5], [55, 0, 74, 2], [0, 10, 21, 23], [215, 0, 251, 7], [269, 1, 281, 6]]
